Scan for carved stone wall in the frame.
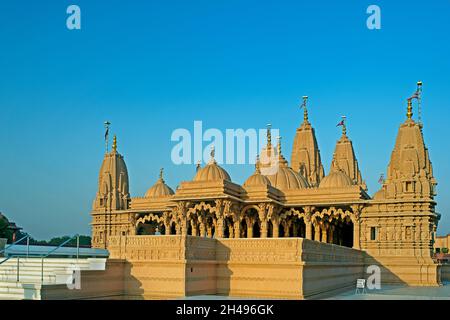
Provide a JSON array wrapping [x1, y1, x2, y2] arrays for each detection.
[[107, 235, 366, 299]]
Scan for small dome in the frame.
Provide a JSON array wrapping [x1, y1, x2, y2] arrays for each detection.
[[244, 171, 271, 188], [319, 170, 354, 189], [145, 169, 175, 198], [244, 157, 271, 188], [373, 188, 386, 200], [267, 167, 310, 190], [194, 162, 231, 182]]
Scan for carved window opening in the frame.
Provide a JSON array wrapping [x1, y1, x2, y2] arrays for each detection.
[[370, 227, 377, 241]]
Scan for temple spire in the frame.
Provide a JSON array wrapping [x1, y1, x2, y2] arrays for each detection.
[[291, 97, 325, 187], [332, 117, 366, 190], [159, 168, 164, 181]]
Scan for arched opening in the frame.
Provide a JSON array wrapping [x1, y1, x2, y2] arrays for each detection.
[[223, 217, 233, 238], [170, 222, 177, 235], [342, 219, 354, 248], [187, 220, 192, 236], [279, 224, 285, 238], [136, 220, 160, 235], [253, 220, 261, 238], [268, 221, 274, 238], [289, 217, 306, 238]]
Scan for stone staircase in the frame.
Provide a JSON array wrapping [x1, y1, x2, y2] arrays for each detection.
[[0, 258, 106, 300]]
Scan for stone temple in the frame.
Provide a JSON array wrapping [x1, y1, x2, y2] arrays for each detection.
[[87, 87, 448, 299]]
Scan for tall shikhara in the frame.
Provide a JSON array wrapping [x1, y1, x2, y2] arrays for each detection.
[[290, 98, 325, 187], [376, 99, 437, 200]]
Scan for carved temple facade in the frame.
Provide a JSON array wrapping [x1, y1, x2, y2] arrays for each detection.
[[90, 89, 442, 290]]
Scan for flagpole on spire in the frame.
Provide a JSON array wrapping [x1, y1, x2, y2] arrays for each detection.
[[417, 81, 423, 127], [104, 121, 111, 153], [337, 116, 347, 136]]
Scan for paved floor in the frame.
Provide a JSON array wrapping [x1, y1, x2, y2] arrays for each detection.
[[328, 282, 450, 300], [182, 282, 450, 300]]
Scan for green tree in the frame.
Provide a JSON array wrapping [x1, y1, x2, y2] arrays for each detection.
[[0, 216, 13, 243]]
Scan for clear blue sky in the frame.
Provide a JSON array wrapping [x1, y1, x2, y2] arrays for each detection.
[[0, 0, 449, 239]]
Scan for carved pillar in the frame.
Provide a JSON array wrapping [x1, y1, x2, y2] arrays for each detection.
[[165, 223, 171, 235], [351, 205, 362, 250], [199, 222, 206, 237], [321, 223, 328, 243], [258, 203, 268, 238], [234, 220, 241, 239], [314, 223, 321, 242], [260, 220, 268, 238], [284, 222, 290, 238], [304, 207, 313, 240], [181, 218, 188, 236], [228, 225, 234, 239], [191, 221, 198, 236], [272, 221, 279, 238], [328, 225, 335, 244], [216, 218, 225, 238], [247, 218, 253, 238], [163, 211, 172, 235]]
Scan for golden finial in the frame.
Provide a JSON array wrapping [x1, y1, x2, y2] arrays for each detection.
[[302, 96, 309, 122], [276, 136, 282, 156], [407, 98, 413, 120], [266, 124, 272, 147], [209, 145, 216, 163], [112, 135, 117, 152], [255, 155, 261, 173], [159, 168, 164, 181]]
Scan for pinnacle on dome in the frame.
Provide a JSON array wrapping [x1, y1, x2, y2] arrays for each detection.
[[276, 136, 289, 167], [255, 155, 262, 174], [209, 146, 216, 164]]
